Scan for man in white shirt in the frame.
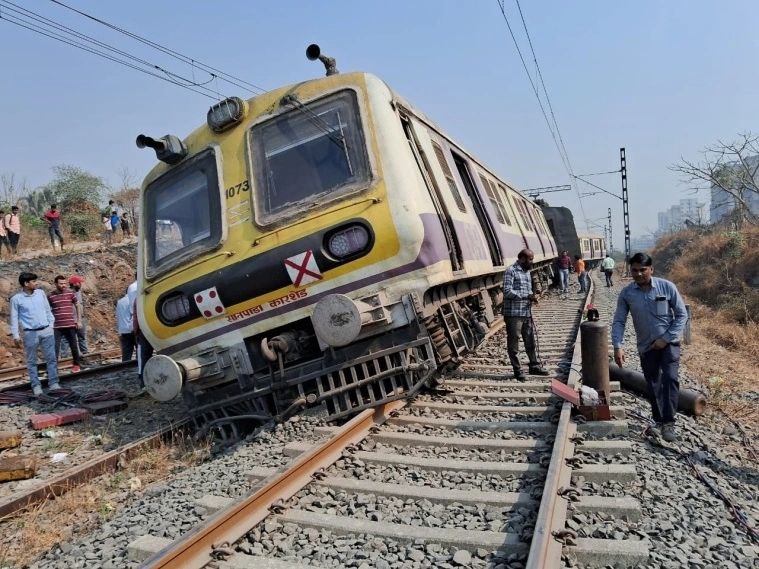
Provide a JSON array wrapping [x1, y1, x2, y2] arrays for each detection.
[[116, 294, 135, 362]]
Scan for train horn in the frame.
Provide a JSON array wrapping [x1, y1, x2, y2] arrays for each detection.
[[306, 43, 339, 76], [135, 133, 187, 165]]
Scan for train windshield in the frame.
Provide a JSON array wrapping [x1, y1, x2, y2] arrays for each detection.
[[250, 90, 371, 225], [145, 148, 223, 276]]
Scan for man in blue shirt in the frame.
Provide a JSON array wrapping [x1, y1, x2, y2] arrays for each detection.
[[502, 249, 550, 381], [10, 272, 60, 395], [612, 253, 688, 442]]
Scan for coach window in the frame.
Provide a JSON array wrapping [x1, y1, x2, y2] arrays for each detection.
[[145, 148, 222, 276], [250, 90, 371, 226], [495, 184, 514, 227], [478, 174, 504, 224], [430, 140, 467, 212]]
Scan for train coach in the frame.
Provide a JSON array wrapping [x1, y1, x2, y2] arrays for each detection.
[[135, 46, 558, 435], [541, 205, 606, 268]]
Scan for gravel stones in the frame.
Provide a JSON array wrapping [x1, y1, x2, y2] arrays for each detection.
[[0, 369, 187, 500], [27, 415, 329, 568], [590, 272, 758, 569]]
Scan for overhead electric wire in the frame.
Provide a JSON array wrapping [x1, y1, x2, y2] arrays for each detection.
[[496, 0, 589, 229], [512, 0, 589, 229], [573, 175, 622, 200], [574, 169, 621, 177], [0, 10, 220, 100], [49, 0, 267, 95], [0, 0, 226, 100], [495, 1, 568, 173]]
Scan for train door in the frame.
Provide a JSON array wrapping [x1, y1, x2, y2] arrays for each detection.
[[399, 114, 464, 271], [451, 152, 503, 266]]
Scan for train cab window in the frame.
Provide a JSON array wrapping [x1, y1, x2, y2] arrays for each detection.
[[250, 90, 371, 225], [145, 148, 223, 276]]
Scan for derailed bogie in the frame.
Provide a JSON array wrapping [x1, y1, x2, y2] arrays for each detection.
[[136, 54, 561, 439]]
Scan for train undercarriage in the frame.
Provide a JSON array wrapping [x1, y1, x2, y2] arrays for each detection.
[[180, 265, 553, 443]]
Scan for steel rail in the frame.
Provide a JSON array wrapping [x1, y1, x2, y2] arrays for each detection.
[[0, 348, 123, 383], [525, 282, 591, 568], [0, 419, 189, 519], [0, 359, 134, 394], [143, 399, 406, 569]]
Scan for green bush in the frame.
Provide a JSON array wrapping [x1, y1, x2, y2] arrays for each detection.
[[66, 212, 101, 237]]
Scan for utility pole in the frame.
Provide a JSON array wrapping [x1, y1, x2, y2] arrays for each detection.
[[607, 207, 613, 253], [603, 226, 608, 255], [620, 148, 631, 275]]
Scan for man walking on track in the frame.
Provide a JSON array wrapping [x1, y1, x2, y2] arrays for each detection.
[[502, 249, 550, 382], [48, 275, 82, 373], [612, 252, 688, 442], [9, 272, 59, 396], [602, 254, 615, 287], [557, 250, 571, 293], [574, 254, 588, 293]]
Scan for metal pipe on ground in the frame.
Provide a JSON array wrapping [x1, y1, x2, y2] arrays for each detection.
[[608, 362, 707, 416]]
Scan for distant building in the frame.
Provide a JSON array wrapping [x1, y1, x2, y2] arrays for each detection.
[[631, 235, 656, 251], [710, 155, 759, 223], [656, 199, 706, 235]]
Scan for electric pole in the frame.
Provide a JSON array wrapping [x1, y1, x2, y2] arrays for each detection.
[[620, 148, 631, 275], [603, 226, 608, 255], [607, 207, 613, 253]]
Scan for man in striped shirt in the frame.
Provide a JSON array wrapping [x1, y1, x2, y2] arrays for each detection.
[[48, 275, 82, 373], [502, 249, 550, 381]]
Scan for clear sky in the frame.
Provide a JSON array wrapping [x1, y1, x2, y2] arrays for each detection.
[[1, 1, 757, 241]]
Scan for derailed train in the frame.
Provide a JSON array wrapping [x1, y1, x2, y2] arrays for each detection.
[[136, 46, 603, 436]]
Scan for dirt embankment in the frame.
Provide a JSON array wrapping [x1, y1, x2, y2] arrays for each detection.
[[0, 243, 137, 368], [651, 226, 758, 431]]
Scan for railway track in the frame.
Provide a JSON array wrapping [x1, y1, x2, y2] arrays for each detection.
[[0, 354, 186, 520], [0, 348, 125, 388], [140, 283, 648, 568]]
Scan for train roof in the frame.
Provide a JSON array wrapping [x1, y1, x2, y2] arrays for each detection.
[[141, 71, 535, 205]]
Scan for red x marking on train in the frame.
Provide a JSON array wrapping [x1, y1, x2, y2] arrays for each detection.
[[284, 250, 323, 287]]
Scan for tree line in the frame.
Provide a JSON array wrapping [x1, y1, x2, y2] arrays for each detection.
[[0, 165, 140, 239]]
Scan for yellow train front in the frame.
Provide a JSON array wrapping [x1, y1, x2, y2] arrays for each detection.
[[136, 49, 557, 434]]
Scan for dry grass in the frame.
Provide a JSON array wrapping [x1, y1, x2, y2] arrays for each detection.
[[0, 433, 210, 568], [1, 227, 132, 260], [682, 300, 759, 434], [649, 226, 758, 439], [653, 226, 759, 324]]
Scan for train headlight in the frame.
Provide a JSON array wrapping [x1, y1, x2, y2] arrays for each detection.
[[326, 224, 370, 259], [207, 96, 247, 133], [160, 294, 191, 322]]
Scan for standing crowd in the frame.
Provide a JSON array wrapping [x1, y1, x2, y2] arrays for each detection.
[[102, 199, 132, 245], [0, 199, 134, 259], [9, 272, 151, 396]]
